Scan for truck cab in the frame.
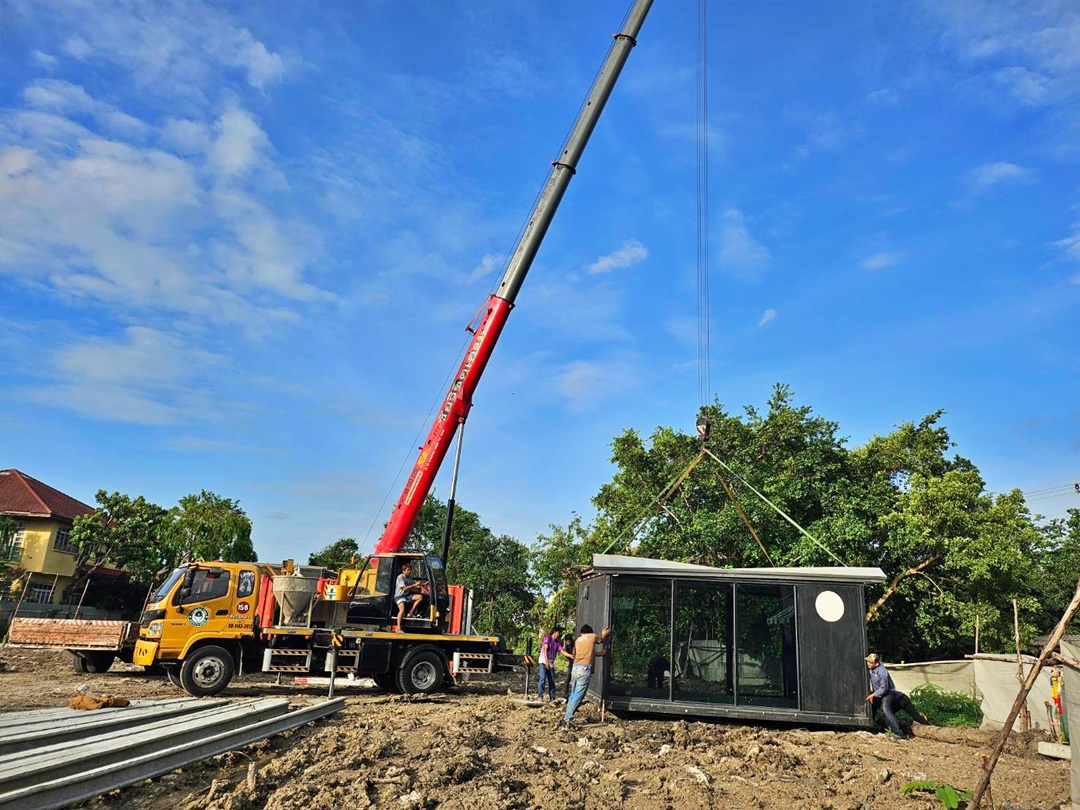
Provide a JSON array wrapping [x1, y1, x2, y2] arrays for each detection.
[[344, 552, 450, 632], [135, 561, 265, 694]]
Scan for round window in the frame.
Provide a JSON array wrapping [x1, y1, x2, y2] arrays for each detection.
[[815, 590, 845, 623]]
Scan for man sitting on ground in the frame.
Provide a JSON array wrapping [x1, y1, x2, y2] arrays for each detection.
[[865, 652, 929, 739], [393, 562, 426, 631]]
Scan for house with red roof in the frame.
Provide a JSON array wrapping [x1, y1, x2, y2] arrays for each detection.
[[0, 469, 95, 605]]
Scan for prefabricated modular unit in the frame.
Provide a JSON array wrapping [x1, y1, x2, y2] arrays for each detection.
[[577, 554, 887, 728]]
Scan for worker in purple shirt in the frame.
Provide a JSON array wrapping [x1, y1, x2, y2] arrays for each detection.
[[537, 628, 563, 702], [865, 653, 928, 739]]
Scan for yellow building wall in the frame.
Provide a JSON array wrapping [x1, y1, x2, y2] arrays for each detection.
[[17, 518, 78, 604]]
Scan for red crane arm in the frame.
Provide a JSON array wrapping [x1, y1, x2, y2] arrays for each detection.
[[374, 296, 511, 553], [372, 0, 653, 555]]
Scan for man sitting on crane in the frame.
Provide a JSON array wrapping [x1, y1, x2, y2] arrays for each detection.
[[393, 561, 426, 631]]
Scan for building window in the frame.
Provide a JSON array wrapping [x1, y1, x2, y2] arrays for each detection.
[[735, 583, 798, 709], [609, 578, 672, 699], [1, 521, 26, 562], [54, 525, 78, 554], [27, 583, 55, 604]]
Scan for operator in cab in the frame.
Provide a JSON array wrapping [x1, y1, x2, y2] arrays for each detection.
[[393, 562, 426, 631]]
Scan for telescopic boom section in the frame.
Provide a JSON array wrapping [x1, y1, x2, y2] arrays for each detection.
[[374, 0, 654, 555]]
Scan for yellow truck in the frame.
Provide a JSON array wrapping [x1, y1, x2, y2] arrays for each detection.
[[133, 550, 516, 696]]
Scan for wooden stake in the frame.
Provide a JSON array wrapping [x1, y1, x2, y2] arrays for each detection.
[[969, 578, 1080, 809], [974, 613, 980, 655]]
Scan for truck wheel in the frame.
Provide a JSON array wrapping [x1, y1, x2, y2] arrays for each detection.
[[166, 668, 182, 689], [179, 646, 235, 697], [372, 672, 400, 693], [84, 652, 116, 673], [69, 652, 90, 674], [396, 648, 445, 695]]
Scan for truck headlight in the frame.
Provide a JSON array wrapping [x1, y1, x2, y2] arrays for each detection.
[[147, 621, 164, 637]]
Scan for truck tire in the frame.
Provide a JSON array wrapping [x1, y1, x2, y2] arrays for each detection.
[[69, 652, 90, 674], [396, 648, 445, 695], [84, 652, 116, 673], [179, 646, 235, 697], [166, 668, 182, 689], [373, 672, 400, 693]]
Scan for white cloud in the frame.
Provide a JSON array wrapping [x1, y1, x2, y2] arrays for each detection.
[[31, 50, 59, 69], [469, 253, 503, 282], [554, 358, 638, 412], [927, 0, 1080, 115], [585, 239, 648, 275], [1, 81, 328, 322], [210, 106, 270, 178], [966, 161, 1034, 195], [757, 308, 777, 327], [0, 146, 40, 176], [717, 209, 770, 279], [21, 327, 228, 425], [866, 89, 900, 106], [160, 119, 212, 155], [23, 79, 150, 140], [1054, 226, 1080, 265], [860, 251, 903, 270], [36, 0, 288, 97], [994, 66, 1052, 105]]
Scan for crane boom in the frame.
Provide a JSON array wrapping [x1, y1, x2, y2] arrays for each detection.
[[375, 0, 654, 555]]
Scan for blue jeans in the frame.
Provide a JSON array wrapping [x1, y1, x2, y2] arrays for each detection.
[[874, 690, 916, 737], [537, 662, 557, 700], [563, 665, 592, 723]]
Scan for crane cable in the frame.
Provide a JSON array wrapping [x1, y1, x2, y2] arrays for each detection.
[[696, 0, 712, 408]]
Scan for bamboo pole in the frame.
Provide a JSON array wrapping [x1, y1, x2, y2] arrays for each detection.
[[974, 613, 980, 655], [1013, 599, 1031, 732], [1, 572, 32, 645], [73, 576, 91, 620], [969, 578, 1080, 809]]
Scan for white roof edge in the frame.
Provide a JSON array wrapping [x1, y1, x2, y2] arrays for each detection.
[[591, 554, 887, 583]]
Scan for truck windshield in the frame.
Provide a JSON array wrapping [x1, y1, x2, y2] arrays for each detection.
[[150, 568, 186, 603]]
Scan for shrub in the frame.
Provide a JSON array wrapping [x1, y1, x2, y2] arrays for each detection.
[[910, 683, 983, 728]]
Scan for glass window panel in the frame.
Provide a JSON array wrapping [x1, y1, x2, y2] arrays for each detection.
[[735, 583, 798, 708], [177, 569, 231, 605], [674, 582, 734, 704], [609, 579, 671, 699]]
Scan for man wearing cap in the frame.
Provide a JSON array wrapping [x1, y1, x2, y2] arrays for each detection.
[[865, 653, 928, 739]]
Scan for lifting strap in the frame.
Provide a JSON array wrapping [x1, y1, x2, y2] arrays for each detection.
[[702, 447, 848, 566]]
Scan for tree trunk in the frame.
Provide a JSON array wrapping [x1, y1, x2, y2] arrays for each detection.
[[866, 554, 940, 622]]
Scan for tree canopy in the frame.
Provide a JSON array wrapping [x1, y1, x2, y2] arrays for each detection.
[[70, 489, 257, 595], [530, 384, 1078, 661], [166, 491, 255, 564], [308, 538, 360, 570]]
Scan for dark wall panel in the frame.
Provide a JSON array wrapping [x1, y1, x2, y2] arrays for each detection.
[[575, 575, 610, 698], [796, 584, 869, 717]]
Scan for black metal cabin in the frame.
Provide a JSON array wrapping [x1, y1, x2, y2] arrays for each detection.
[[576, 555, 887, 728]]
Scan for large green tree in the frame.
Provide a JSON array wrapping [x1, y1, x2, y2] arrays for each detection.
[[531, 385, 1067, 661], [70, 491, 170, 586], [166, 490, 256, 563]]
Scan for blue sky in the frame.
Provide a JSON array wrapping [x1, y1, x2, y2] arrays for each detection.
[[1, 0, 1077, 564]]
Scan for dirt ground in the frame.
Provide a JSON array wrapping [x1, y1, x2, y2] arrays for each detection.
[[0, 648, 1070, 810]]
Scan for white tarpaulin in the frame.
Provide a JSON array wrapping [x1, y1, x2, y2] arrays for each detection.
[[885, 658, 1054, 731]]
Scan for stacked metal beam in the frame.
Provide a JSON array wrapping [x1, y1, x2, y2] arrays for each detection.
[[0, 697, 344, 810]]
